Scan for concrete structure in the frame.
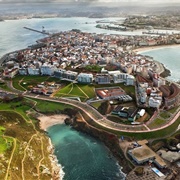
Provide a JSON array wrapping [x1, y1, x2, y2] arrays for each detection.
[[126, 75, 135, 86], [128, 140, 166, 168], [95, 74, 111, 84], [112, 106, 138, 122], [149, 97, 162, 108], [96, 87, 125, 100], [40, 64, 57, 76], [19, 68, 28, 75], [27, 66, 40, 75], [161, 84, 180, 109], [77, 73, 93, 84], [54, 69, 78, 81], [3, 68, 19, 78]]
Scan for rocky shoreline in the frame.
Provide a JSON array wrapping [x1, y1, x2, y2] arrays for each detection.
[[37, 114, 69, 180], [38, 113, 131, 179], [64, 115, 133, 174]]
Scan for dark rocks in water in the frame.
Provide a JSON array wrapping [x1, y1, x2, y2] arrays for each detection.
[[64, 118, 73, 125], [160, 65, 171, 78], [71, 29, 81, 33]]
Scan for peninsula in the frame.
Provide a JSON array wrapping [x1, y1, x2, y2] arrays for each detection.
[[0, 21, 180, 180]]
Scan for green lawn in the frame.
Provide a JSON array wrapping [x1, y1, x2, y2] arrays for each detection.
[[34, 98, 72, 113], [107, 115, 131, 124], [160, 111, 171, 119], [0, 137, 8, 153], [12, 75, 60, 91], [168, 106, 179, 114], [76, 84, 95, 98], [55, 83, 95, 101], [148, 118, 166, 129], [0, 126, 5, 135], [0, 81, 12, 91], [90, 101, 103, 109]]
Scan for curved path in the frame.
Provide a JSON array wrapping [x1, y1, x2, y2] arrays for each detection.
[[2, 80, 180, 133], [24, 93, 180, 133], [4, 137, 17, 180]]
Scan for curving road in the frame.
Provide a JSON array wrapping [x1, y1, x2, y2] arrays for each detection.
[[25, 93, 180, 133], [2, 80, 180, 133]]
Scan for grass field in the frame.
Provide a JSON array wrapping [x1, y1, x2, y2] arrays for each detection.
[[80, 109, 180, 140], [54, 83, 95, 101], [160, 111, 171, 119], [168, 106, 179, 114], [34, 98, 72, 113], [0, 98, 65, 179], [148, 118, 167, 129], [12, 75, 60, 91], [90, 101, 103, 109], [0, 81, 12, 91]]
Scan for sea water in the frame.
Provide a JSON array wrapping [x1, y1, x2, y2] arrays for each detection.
[[48, 124, 125, 180], [0, 17, 179, 82], [140, 47, 180, 82], [0, 16, 179, 180]]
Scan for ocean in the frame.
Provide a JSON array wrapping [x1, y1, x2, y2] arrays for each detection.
[[48, 124, 125, 180], [0, 16, 179, 180], [140, 47, 180, 82]]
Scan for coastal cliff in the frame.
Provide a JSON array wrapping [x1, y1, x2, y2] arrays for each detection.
[[65, 116, 133, 174]]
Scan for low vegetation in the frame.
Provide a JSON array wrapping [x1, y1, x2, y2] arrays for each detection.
[[12, 75, 60, 91], [0, 110, 53, 180], [55, 83, 95, 101], [148, 118, 166, 129]]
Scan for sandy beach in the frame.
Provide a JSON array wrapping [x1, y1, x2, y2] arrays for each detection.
[[133, 44, 180, 75], [133, 44, 180, 54], [37, 114, 69, 180], [38, 114, 70, 131]]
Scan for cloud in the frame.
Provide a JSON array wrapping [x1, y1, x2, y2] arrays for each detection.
[[1, 0, 179, 3]]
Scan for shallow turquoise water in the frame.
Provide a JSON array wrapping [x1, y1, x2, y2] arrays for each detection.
[[47, 124, 125, 180]]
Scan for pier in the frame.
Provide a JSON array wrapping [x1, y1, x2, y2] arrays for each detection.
[[24, 27, 50, 35]]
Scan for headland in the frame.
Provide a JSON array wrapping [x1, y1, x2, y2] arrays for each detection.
[[0, 17, 180, 179]]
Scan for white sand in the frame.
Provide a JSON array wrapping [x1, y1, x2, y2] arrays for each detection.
[[38, 114, 69, 130], [134, 44, 180, 54]]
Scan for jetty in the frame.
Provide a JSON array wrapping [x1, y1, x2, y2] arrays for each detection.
[[24, 27, 50, 35]]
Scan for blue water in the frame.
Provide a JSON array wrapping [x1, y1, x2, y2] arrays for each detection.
[[140, 47, 180, 82], [48, 124, 125, 180], [0, 17, 179, 82], [0, 15, 180, 180]]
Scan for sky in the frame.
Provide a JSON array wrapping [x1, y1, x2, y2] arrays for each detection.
[[0, 0, 179, 3]]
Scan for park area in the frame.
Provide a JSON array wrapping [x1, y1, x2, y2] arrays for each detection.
[[54, 83, 95, 101]]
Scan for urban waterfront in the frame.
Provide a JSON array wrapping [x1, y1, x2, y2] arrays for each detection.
[[0, 17, 179, 179], [140, 47, 180, 82], [0, 17, 180, 83]]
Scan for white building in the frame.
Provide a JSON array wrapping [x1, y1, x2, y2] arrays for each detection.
[[140, 92, 147, 104], [112, 72, 127, 83], [28, 66, 40, 75], [77, 73, 93, 84], [40, 65, 57, 76], [149, 97, 162, 108], [19, 68, 28, 75], [126, 75, 135, 86]]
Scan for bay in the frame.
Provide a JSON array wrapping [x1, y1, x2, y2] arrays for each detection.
[[48, 124, 125, 180], [0, 16, 179, 179], [140, 47, 180, 82]]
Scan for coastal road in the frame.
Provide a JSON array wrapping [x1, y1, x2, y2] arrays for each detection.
[[24, 93, 180, 133], [1, 81, 180, 134]]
